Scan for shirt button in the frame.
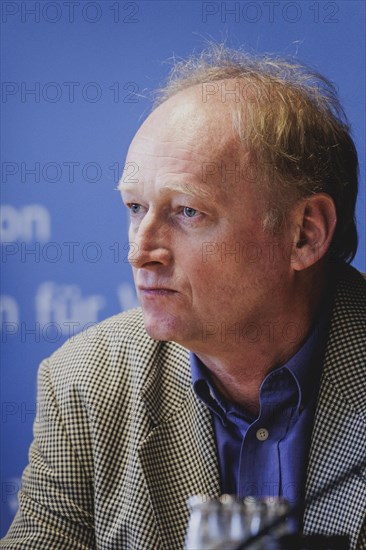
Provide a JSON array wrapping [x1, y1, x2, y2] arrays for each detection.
[[256, 428, 269, 441]]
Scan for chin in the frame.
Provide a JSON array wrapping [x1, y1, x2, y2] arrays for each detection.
[[142, 311, 189, 343]]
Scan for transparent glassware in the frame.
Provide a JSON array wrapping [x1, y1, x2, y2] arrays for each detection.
[[185, 495, 225, 550], [184, 495, 290, 550]]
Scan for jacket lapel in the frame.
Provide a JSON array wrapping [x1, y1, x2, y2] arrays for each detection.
[[304, 266, 366, 547], [137, 342, 221, 549]]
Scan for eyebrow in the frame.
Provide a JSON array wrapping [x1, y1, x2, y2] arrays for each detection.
[[118, 180, 212, 201]]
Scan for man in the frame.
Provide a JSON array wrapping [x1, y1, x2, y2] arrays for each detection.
[[1, 45, 365, 549]]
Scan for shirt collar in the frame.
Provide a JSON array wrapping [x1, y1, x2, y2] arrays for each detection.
[[270, 306, 330, 411]]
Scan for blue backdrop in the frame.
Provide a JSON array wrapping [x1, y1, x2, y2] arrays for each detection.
[[1, 0, 365, 536]]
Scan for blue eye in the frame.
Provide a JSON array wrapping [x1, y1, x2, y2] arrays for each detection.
[[130, 203, 141, 214], [183, 207, 198, 218]]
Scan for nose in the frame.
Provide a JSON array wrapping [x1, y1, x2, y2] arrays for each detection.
[[128, 212, 172, 269]]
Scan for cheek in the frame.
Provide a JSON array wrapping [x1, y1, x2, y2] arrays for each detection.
[[188, 254, 237, 295], [192, 240, 289, 292]]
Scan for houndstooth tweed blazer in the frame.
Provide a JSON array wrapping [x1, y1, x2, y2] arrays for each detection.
[[1, 264, 366, 549]]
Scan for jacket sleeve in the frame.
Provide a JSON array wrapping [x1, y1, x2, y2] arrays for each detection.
[[0, 359, 96, 549]]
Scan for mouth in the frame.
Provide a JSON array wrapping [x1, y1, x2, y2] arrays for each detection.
[[138, 287, 178, 296]]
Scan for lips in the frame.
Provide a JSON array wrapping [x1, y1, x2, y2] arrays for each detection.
[[138, 286, 178, 296]]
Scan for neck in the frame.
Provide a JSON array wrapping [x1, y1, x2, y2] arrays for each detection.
[[193, 270, 327, 415]]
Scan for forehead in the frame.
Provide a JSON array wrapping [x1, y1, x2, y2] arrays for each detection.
[[131, 86, 238, 157], [122, 136, 223, 202], [123, 89, 243, 191], [127, 134, 209, 166]]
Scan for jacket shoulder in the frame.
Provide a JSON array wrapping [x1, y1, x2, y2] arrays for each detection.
[[42, 308, 162, 398], [323, 265, 366, 414], [52, 307, 149, 357]]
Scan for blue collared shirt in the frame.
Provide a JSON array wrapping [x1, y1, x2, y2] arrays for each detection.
[[191, 313, 329, 529]]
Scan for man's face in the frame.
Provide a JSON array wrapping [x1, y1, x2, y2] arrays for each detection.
[[120, 87, 296, 354]]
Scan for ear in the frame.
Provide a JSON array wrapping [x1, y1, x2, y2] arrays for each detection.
[[290, 193, 337, 271]]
